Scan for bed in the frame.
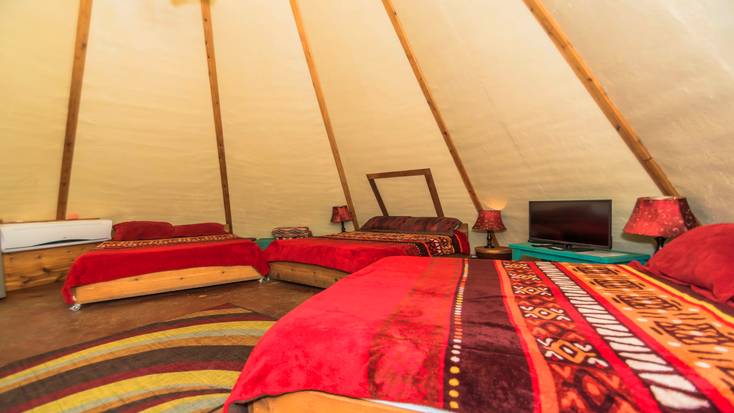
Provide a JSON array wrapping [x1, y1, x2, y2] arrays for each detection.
[[62, 222, 269, 310], [225, 245, 734, 412], [265, 216, 470, 288]]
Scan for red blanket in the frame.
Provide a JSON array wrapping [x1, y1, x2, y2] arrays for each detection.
[[226, 257, 734, 412], [265, 237, 420, 273], [62, 238, 268, 304], [265, 231, 468, 273]]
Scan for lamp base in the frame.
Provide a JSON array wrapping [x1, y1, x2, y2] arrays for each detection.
[[340, 221, 346, 233], [654, 236, 666, 253], [485, 231, 497, 248]]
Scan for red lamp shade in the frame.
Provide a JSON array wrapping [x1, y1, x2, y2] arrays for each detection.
[[624, 197, 699, 238], [473, 210, 506, 232], [331, 205, 353, 223]]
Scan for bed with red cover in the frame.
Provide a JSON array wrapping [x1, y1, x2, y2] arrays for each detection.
[[226, 252, 734, 412], [62, 222, 269, 308], [265, 216, 470, 287]]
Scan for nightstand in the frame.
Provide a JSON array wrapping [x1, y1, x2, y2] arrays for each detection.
[[475, 246, 512, 260]]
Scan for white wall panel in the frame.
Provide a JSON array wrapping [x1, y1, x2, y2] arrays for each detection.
[[0, 1, 78, 222], [211, 0, 345, 236], [392, 0, 662, 252], [69, 0, 224, 225], [298, 0, 481, 245], [546, 0, 734, 227]]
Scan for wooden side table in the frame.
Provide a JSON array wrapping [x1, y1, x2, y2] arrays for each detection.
[[475, 246, 512, 260]]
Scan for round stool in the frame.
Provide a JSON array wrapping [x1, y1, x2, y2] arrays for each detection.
[[475, 246, 512, 260]]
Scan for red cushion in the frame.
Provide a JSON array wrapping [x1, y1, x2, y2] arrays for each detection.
[[360, 216, 410, 232], [360, 216, 462, 235], [402, 217, 462, 234], [112, 221, 174, 241], [453, 230, 470, 255], [173, 223, 227, 238], [644, 224, 734, 303]]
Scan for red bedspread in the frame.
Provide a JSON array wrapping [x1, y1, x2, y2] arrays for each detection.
[[264, 237, 420, 273], [265, 230, 468, 273], [62, 237, 268, 304], [226, 257, 734, 412]]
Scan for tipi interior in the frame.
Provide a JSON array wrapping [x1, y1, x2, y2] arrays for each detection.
[[1, 1, 733, 412]]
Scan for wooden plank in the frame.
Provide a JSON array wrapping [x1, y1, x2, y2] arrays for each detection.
[[367, 168, 431, 180], [73, 265, 261, 304], [368, 178, 389, 216], [381, 0, 483, 212], [423, 171, 444, 217], [56, 0, 93, 220], [289, 0, 360, 229], [269, 262, 348, 289], [253, 391, 411, 413], [200, 0, 234, 230], [3, 243, 99, 291], [522, 0, 679, 197]]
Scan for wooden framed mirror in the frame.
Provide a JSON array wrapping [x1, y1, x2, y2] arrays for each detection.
[[366, 168, 444, 217]]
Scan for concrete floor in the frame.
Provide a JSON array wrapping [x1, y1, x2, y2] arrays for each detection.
[[0, 279, 319, 366]]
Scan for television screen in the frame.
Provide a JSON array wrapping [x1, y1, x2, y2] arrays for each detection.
[[529, 200, 612, 249]]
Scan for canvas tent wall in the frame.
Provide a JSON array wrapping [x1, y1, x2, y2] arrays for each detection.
[[2, 0, 732, 252]]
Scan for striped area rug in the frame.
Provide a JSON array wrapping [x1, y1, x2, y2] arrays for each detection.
[[0, 304, 274, 413]]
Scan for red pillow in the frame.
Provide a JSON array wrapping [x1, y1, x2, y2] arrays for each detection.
[[112, 221, 174, 241], [453, 230, 470, 255], [644, 224, 734, 303], [172, 223, 226, 238]]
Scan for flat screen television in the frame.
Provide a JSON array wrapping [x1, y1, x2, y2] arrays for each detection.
[[528, 199, 612, 250]]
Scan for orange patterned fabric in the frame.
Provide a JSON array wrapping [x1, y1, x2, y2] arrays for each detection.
[[498, 260, 734, 412], [323, 231, 456, 256], [97, 233, 238, 249]]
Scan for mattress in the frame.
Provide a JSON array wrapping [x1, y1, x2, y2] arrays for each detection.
[[61, 234, 269, 304], [226, 256, 734, 412], [265, 230, 469, 273]]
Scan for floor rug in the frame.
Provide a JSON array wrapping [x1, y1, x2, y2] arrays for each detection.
[[0, 304, 275, 413]]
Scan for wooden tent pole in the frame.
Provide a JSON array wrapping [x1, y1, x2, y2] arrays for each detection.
[[56, 0, 93, 220], [381, 0, 483, 213], [200, 0, 234, 230], [289, 0, 360, 229], [523, 0, 679, 196]]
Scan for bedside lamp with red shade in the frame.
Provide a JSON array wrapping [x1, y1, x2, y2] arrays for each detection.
[[473, 209, 506, 248], [624, 196, 699, 253], [331, 205, 353, 233]]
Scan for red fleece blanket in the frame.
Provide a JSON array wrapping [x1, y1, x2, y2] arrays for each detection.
[[265, 231, 468, 273], [226, 257, 734, 412], [265, 237, 420, 273], [62, 238, 268, 304]]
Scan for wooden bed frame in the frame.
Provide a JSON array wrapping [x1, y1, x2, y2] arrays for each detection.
[[269, 262, 348, 288], [268, 223, 469, 289], [71, 265, 261, 310], [249, 392, 411, 413], [69, 225, 263, 310]]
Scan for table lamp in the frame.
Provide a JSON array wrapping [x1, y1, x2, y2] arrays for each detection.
[[331, 205, 353, 232], [623, 196, 699, 253], [473, 209, 506, 248]]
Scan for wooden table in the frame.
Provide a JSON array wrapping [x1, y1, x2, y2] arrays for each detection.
[[475, 246, 513, 260]]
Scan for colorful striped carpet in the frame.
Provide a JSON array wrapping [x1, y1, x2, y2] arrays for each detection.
[[0, 304, 275, 413]]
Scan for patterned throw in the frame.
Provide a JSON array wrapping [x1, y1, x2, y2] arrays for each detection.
[[496, 261, 734, 412], [97, 233, 239, 250], [225, 257, 734, 413], [323, 230, 456, 256], [0, 305, 274, 413]]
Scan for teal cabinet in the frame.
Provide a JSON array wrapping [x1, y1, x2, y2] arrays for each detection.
[[509, 242, 649, 264], [255, 238, 275, 250]]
